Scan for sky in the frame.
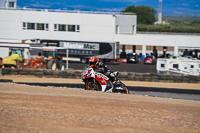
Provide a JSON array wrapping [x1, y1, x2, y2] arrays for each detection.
[[17, 0, 200, 16]]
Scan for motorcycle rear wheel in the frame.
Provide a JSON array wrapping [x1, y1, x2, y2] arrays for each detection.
[[115, 83, 129, 94]]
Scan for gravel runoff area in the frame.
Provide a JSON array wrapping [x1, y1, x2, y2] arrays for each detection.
[[0, 75, 200, 133]]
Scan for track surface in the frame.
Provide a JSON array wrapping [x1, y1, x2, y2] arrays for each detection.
[[1, 75, 200, 101], [15, 82, 200, 101], [0, 82, 200, 133], [69, 61, 156, 73]]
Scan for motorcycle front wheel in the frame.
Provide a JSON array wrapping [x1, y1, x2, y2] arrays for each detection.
[[85, 79, 101, 91]]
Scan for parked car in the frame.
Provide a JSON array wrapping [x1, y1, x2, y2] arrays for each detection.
[[183, 55, 193, 59], [172, 55, 181, 59], [144, 55, 156, 64], [126, 53, 139, 63]]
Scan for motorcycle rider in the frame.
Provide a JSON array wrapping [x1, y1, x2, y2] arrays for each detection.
[[88, 56, 118, 83]]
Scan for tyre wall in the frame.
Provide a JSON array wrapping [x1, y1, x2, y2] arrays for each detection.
[[1, 68, 200, 83]]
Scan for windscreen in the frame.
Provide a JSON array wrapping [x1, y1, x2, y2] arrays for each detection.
[[11, 50, 23, 56], [42, 51, 55, 57], [146, 56, 153, 59]]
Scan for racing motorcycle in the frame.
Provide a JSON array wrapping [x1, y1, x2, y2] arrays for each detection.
[[81, 65, 129, 94]]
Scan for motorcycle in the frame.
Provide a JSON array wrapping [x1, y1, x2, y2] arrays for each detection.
[[81, 65, 129, 94]]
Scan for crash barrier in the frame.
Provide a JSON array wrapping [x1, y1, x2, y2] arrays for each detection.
[[1, 68, 200, 83], [1, 68, 82, 79]]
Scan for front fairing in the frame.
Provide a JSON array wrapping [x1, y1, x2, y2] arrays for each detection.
[[81, 67, 95, 80], [94, 72, 109, 85], [82, 66, 111, 92], [94, 72, 110, 92]]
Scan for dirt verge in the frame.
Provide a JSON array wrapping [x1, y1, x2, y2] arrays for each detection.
[[0, 79, 200, 133]]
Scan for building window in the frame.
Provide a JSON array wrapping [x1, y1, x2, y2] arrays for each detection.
[[37, 23, 44, 30], [23, 22, 80, 32], [54, 24, 80, 32], [27, 23, 35, 30], [46, 24, 49, 31], [68, 25, 75, 32], [23, 22, 26, 30], [161, 64, 165, 68], [116, 25, 119, 34], [173, 64, 179, 69], [54, 24, 57, 31], [9, 2, 15, 8], [132, 25, 135, 34], [191, 65, 194, 68], [58, 24, 66, 31], [76, 25, 80, 32], [23, 22, 48, 31]]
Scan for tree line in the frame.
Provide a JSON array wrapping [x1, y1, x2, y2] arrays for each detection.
[[122, 5, 200, 33]]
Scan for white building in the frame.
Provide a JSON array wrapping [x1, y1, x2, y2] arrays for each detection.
[[0, 0, 200, 60], [0, 0, 17, 9], [0, 9, 137, 41]]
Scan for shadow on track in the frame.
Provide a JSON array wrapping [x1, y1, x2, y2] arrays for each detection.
[[14, 82, 200, 101], [16, 82, 84, 89], [15, 82, 200, 95]]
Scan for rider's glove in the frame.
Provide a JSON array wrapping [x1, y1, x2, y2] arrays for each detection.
[[106, 70, 110, 75], [114, 71, 119, 76], [110, 72, 115, 77], [99, 62, 104, 66]]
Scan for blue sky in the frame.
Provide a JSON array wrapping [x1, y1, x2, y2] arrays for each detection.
[[17, 0, 200, 16]]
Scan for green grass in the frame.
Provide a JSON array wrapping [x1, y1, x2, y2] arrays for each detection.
[[137, 23, 200, 33]]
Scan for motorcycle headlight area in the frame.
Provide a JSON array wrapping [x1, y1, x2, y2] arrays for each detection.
[[82, 76, 85, 80]]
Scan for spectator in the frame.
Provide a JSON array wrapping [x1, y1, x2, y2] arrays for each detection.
[[0, 57, 3, 68]]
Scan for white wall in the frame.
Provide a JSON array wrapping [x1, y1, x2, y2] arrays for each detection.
[[0, 47, 9, 58], [116, 15, 137, 34], [0, 9, 117, 41], [0, 9, 199, 50], [114, 34, 200, 48]]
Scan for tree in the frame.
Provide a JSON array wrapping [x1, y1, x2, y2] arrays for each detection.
[[122, 5, 156, 25]]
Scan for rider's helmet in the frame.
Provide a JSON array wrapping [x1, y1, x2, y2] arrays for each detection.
[[89, 57, 99, 67]]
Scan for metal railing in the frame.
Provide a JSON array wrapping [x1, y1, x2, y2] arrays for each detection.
[[0, 7, 136, 15]]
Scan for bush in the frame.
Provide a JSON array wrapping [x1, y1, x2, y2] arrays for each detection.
[[137, 23, 200, 33]]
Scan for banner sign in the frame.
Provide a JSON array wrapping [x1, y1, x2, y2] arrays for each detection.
[[60, 42, 99, 55]]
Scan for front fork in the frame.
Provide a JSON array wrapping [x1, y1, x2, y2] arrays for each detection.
[[86, 78, 96, 90], [83, 78, 96, 90], [92, 78, 97, 90]]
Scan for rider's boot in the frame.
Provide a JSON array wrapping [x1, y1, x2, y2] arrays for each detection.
[[106, 80, 114, 93], [116, 79, 121, 86]]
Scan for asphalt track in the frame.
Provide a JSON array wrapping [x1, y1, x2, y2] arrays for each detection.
[[67, 62, 200, 101], [1, 62, 199, 101], [15, 82, 200, 101], [69, 61, 157, 73]]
